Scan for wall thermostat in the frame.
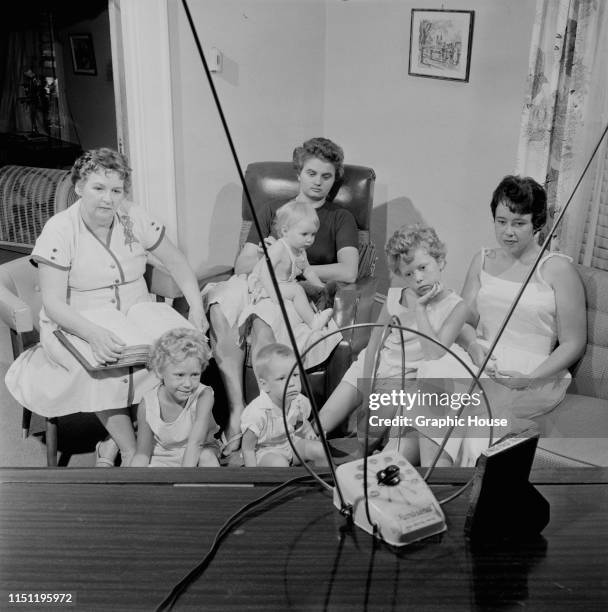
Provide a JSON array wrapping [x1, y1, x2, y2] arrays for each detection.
[[209, 47, 222, 73]]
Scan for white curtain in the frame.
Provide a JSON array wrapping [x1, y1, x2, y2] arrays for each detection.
[[515, 0, 608, 260]]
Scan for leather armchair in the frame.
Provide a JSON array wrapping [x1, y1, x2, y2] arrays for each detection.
[[196, 161, 378, 408]]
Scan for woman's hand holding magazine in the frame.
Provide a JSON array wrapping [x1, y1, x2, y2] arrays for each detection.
[[54, 302, 195, 371]]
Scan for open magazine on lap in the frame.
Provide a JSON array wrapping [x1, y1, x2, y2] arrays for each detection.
[[54, 302, 194, 371]]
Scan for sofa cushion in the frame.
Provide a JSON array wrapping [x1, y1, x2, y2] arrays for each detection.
[[570, 265, 608, 399], [532, 392, 608, 466]]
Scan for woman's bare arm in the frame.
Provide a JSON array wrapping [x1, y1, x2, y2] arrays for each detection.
[[151, 236, 208, 333], [460, 251, 482, 324], [310, 246, 358, 283], [457, 251, 486, 365], [527, 257, 586, 378], [234, 242, 262, 276]]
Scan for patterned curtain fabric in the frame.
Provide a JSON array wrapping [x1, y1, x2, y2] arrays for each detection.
[[0, 31, 40, 134], [515, 0, 608, 256], [0, 29, 79, 144]]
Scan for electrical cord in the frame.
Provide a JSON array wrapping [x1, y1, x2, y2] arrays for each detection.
[[154, 473, 330, 612]]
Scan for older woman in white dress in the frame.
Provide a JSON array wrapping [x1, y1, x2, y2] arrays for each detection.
[[5, 148, 207, 466]]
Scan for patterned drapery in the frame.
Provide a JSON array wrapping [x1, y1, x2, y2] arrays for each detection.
[[515, 0, 608, 257], [0, 28, 79, 145]]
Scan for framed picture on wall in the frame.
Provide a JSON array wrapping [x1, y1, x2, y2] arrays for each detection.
[[69, 34, 97, 76], [408, 9, 474, 82]]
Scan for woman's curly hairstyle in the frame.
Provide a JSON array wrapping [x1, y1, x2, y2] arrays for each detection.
[[292, 137, 345, 179], [71, 148, 132, 193], [490, 175, 547, 232], [148, 328, 211, 376], [384, 224, 446, 275]]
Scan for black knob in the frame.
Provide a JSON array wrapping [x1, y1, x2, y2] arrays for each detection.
[[376, 464, 401, 486]]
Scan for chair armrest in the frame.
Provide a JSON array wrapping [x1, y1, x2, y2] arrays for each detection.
[[0, 285, 34, 333], [196, 264, 234, 287], [145, 262, 234, 300], [325, 277, 378, 399], [333, 276, 378, 356]]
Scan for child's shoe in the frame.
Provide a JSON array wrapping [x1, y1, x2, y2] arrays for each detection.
[[95, 438, 119, 468]]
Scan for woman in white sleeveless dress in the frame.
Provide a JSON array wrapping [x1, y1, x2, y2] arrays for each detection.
[[416, 175, 587, 466]]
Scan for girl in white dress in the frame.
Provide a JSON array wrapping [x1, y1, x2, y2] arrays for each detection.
[[318, 225, 469, 448], [131, 328, 220, 467]]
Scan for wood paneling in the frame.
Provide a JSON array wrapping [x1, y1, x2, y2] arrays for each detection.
[[1, 468, 607, 611]]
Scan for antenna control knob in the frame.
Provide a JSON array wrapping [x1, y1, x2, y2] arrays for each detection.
[[376, 464, 401, 486]]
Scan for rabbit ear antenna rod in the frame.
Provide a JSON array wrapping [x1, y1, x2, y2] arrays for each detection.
[[180, 0, 347, 512]]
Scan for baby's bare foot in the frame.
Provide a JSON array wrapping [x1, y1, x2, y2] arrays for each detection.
[[311, 308, 333, 330]]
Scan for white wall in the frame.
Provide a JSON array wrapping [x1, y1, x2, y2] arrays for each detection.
[[169, 0, 535, 291], [324, 0, 536, 292], [169, 0, 326, 267]]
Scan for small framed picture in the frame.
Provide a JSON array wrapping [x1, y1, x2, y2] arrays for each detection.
[[408, 9, 475, 82], [69, 34, 97, 76]]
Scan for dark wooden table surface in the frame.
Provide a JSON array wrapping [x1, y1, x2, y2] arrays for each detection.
[[1, 467, 607, 611]]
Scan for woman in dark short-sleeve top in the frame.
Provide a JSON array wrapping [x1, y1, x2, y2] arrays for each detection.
[[203, 137, 359, 457]]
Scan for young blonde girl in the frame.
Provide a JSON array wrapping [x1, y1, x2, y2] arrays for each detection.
[[131, 328, 220, 467]]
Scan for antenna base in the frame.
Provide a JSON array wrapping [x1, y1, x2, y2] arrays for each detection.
[[333, 450, 446, 547]]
